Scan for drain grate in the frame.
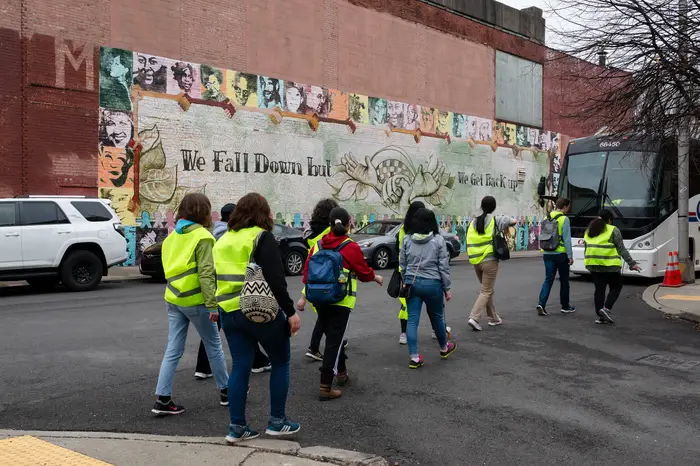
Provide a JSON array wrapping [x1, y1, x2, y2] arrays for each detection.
[[637, 354, 700, 371]]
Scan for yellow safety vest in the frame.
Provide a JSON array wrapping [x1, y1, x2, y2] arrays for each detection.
[[467, 217, 495, 264], [398, 225, 406, 273], [584, 224, 622, 268], [309, 238, 357, 310], [551, 212, 567, 254], [213, 226, 263, 313], [162, 226, 215, 307]]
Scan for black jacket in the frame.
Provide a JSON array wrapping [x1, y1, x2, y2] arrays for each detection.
[[253, 231, 296, 317]]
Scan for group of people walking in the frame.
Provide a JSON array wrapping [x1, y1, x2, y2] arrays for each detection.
[[150, 189, 640, 444]]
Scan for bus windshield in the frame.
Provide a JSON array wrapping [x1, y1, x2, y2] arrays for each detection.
[[560, 150, 660, 218]]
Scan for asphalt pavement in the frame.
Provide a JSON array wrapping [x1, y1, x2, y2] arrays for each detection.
[[1, 258, 699, 466]]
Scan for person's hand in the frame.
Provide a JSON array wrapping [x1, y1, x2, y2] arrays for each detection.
[[631, 264, 642, 272], [288, 313, 301, 335], [445, 290, 452, 302], [374, 275, 384, 286], [569, 258, 574, 265], [296, 297, 307, 312], [209, 311, 219, 323]]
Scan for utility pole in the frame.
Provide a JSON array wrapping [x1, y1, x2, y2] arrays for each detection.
[[677, 0, 695, 283]]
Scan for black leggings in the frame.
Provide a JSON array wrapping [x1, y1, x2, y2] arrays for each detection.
[[592, 272, 623, 312], [315, 305, 351, 385], [196, 319, 269, 373]]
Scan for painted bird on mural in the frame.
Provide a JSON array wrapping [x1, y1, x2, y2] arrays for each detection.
[[328, 145, 455, 214]]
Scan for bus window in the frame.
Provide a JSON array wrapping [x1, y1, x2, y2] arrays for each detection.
[[604, 151, 659, 214], [560, 152, 607, 216]]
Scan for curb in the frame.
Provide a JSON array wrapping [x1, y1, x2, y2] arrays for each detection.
[[0, 430, 389, 466], [642, 284, 700, 324]]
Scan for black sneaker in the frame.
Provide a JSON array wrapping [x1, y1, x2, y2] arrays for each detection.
[[305, 349, 322, 361], [220, 388, 229, 407], [537, 305, 548, 316], [597, 308, 614, 324], [152, 400, 185, 416]]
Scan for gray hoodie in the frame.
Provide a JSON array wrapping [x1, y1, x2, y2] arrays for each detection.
[[399, 232, 451, 291], [212, 221, 229, 240]]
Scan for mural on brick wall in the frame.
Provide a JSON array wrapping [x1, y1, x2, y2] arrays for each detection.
[[97, 47, 563, 266]]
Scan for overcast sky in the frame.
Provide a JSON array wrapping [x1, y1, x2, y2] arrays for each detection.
[[498, 0, 568, 44]]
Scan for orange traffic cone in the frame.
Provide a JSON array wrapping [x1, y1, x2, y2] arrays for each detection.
[[661, 251, 683, 287]]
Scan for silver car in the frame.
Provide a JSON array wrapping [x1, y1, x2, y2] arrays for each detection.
[[353, 220, 461, 270]]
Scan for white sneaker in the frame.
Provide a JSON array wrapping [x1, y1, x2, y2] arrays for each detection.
[[399, 333, 407, 345], [194, 372, 213, 380], [468, 319, 483, 331], [488, 317, 503, 326]]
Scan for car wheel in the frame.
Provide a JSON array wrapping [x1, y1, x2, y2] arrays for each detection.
[[373, 247, 390, 270], [285, 249, 306, 276], [60, 250, 103, 292], [26, 277, 60, 290]]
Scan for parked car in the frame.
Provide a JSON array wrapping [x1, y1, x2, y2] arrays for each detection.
[[139, 223, 309, 280], [0, 195, 128, 291], [353, 220, 461, 269]]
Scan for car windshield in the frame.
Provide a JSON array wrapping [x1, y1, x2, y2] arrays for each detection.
[[355, 222, 393, 235]]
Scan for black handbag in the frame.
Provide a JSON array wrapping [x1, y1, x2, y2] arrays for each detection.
[[493, 227, 510, 261], [387, 269, 402, 299]]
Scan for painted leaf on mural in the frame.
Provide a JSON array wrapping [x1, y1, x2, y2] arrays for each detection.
[[140, 167, 178, 203]]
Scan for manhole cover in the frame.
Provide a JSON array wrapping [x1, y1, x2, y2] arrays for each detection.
[[637, 354, 700, 371]]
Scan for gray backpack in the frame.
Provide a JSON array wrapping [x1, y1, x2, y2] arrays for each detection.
[[539, 212, 563, 251]]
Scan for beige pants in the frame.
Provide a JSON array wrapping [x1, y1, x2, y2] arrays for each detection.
[[469, 260, 499, 322]]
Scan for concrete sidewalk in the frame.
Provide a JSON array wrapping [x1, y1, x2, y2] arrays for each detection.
[[0, 430, 388, 466], [642, 283, 700, 324]]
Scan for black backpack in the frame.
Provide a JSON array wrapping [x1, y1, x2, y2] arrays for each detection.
[[539, 212, 563, 251]]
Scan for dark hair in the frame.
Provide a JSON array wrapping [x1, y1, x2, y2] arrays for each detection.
[[475, 196, 497, 234], [412, 208, 439, 235], [220, 203, 235, 222], [586, 209, 614, 238], [403, 201, 425, 234], [555, 197, 571, 210], [228, 193, 273, 232], [311, 198, 339, 225], [329, 207, 350, 236], [176, 193, 212, 229]]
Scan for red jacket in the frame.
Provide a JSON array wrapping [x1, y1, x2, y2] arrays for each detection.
[[302, 232, 376, 283]]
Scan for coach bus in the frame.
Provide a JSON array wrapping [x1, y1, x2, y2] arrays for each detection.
[[557, 134, 700, 277]]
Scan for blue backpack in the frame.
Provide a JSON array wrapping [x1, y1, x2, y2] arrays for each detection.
[[305, 240, 352, 305]]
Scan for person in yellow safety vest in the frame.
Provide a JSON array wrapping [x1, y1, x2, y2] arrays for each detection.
[[297, 207, 384, 401], [466, 196, 517, 332], [583, 209, 641, 324], [301, 199, 341, 362], [152, 193, 229, 417], [214, 193, 301, 443], [536, 197, 576, 317]]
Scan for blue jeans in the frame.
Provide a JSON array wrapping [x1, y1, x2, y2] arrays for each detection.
[[538, 253, 570, 308], [221, 309, 290, 428], [405, 277, 448, 357], [155, 303, 228, 396]]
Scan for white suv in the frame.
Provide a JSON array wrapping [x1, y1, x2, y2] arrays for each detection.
[[0, 196, 128, 291]]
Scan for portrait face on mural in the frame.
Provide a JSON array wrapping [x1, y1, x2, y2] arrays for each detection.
[[504, 124, 517, 145], [284, 82, 304, 113], [494, 122, 506, 144], [303, 85, 329, 116], [99, 147, 134, 188], [228, 72, 258, 106], [420, 107, 436, 133], [529, 128, 540, 146], [387, 101, 405, 128], [404, 104, 420, 130], [516, 125, 529, 146], [99, 187, 135, 225], [436, 111, 450, 135], [258, 77, 284, 109], [170, 61, 198, 95], [99, 47, 132, 111], [200, 65, 226, 102], [452, 113, 465, 138], [369, 98, 387, 125], [349, 94, 368, 124], [99, 109, 133, 148], [133, 53, 167, 92], [539, 131, 552, 150]]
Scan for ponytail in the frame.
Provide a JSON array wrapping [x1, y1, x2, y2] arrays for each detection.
[[586, 209, 614, 238], [332, 219, 347, 236], [328, 206, 350, 236], [475, 195, 496, 234]]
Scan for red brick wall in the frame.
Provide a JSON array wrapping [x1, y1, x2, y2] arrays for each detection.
[[1, 0, 611, 197]]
